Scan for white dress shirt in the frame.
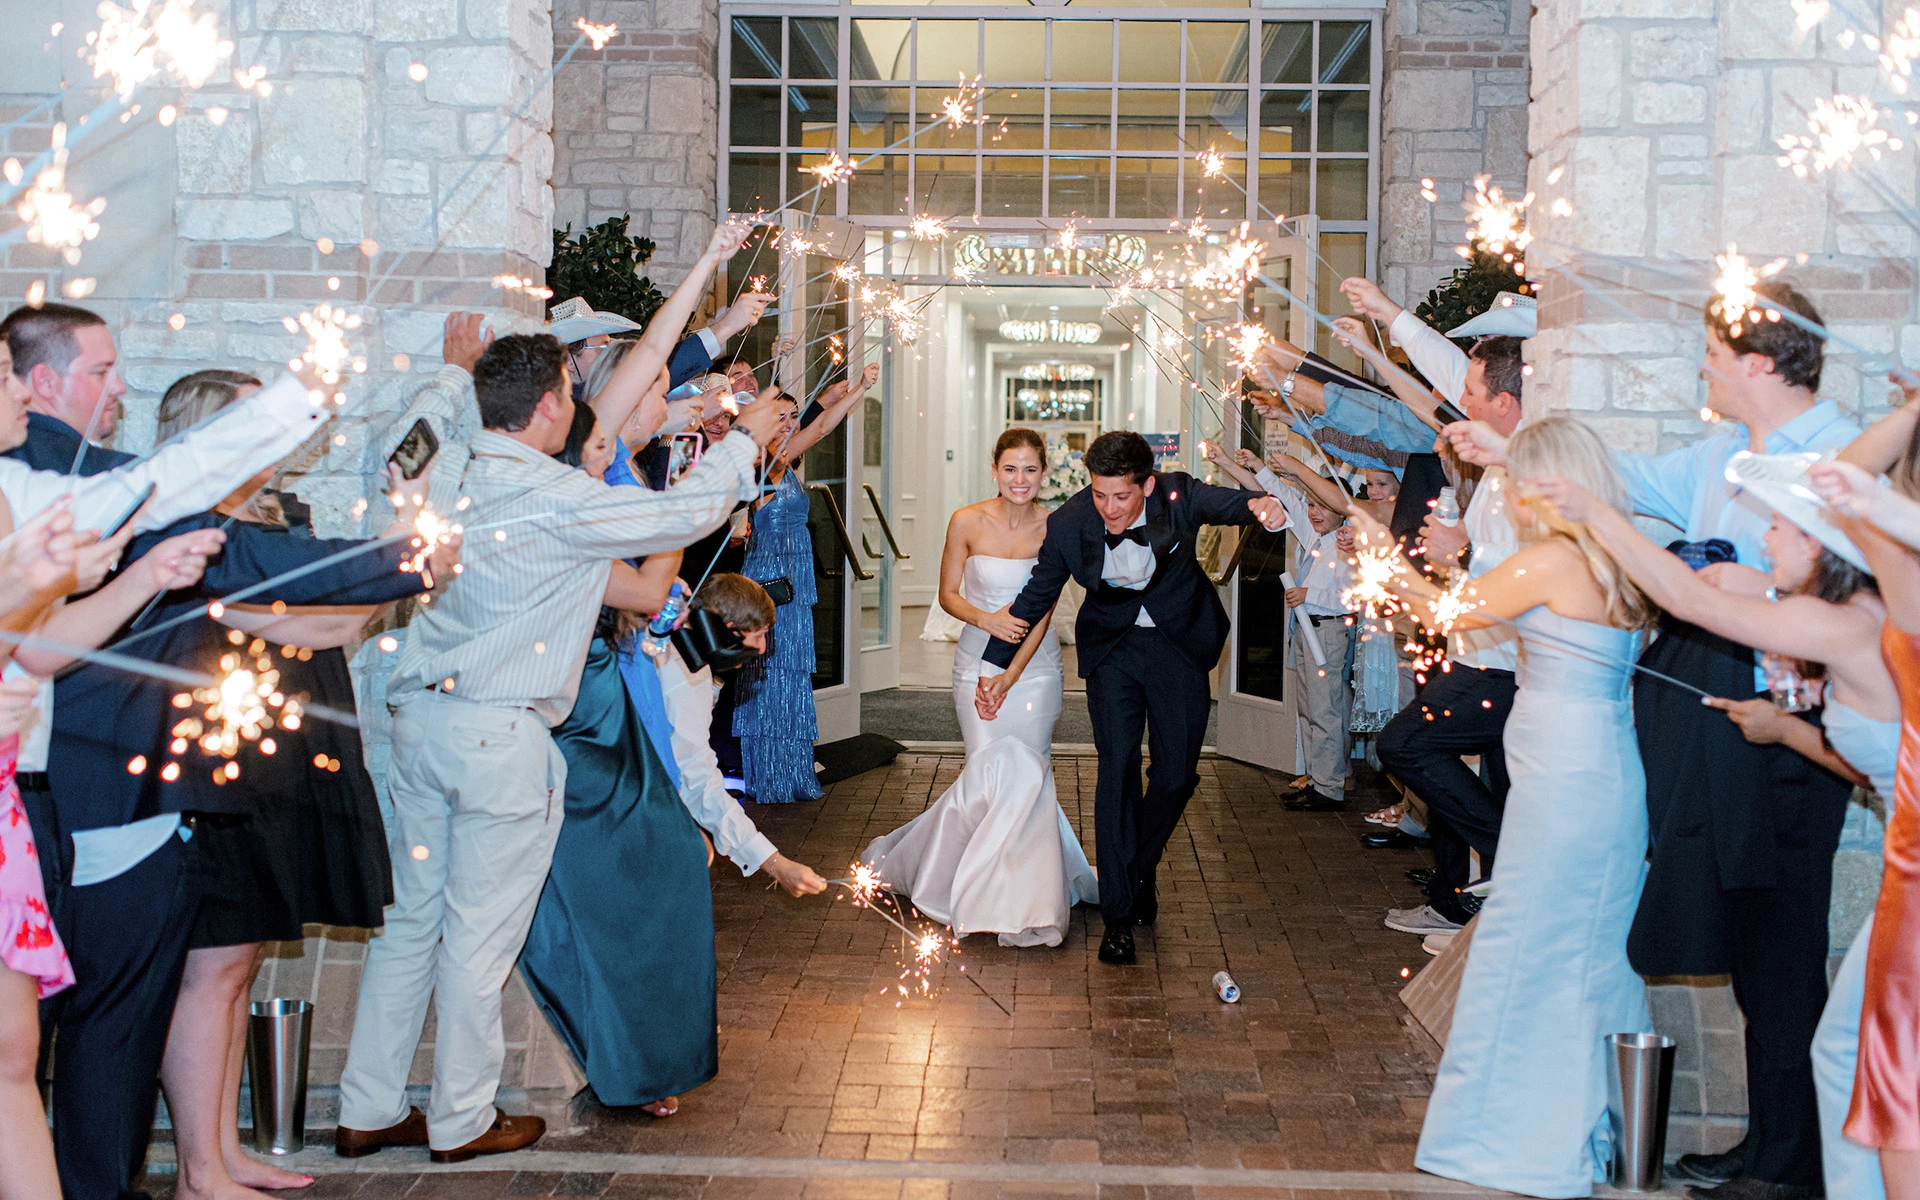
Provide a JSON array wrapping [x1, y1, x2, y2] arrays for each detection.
[[386, 428, 759, 725], [655, 650, 777, 875], [4, 373, 336, 773], [1448, 466, 1521, 672], [1252, 467, 1351, 618], [1101, 511, 1156, 628], [1389, 310, 1471, 404]]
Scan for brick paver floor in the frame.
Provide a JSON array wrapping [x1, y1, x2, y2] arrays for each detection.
[[139, 754, 1499, 1199]]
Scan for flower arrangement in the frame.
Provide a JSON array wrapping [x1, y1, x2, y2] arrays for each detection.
[[1037, 437, 1089, 509]]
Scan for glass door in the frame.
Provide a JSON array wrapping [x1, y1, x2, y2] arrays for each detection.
[[1214, 222, 1314, 769], [857, 312, 903, 693]]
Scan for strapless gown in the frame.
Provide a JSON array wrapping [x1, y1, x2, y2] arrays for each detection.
[[861, 555, 1098, 947], [1415, 608, 1652, 1198]]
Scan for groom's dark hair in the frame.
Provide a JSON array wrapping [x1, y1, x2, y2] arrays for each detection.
[[1084, 430, 1153, 484]]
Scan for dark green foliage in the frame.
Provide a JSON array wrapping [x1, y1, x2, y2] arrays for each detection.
[[547, 216, 666, 327], [1412, 243, 1536, 349]]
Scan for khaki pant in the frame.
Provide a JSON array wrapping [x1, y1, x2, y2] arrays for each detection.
[[337, 691, 566, 1151], [1290, 618, 1353, 794]]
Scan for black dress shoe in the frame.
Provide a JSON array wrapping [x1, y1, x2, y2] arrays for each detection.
[[1098, 924, 1136, 965], [1362, 829, 1431, 849], [1405, 867, 1437, 887], [1283, 789, 1345, 812], [1132, 881, 1157, 927], [1672, 1144, 1748, 1186], [1687, 1179, 1821, 1200]]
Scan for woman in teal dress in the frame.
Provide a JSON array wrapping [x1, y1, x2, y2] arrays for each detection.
[[732, 371, 877, 803], [518, 402, 715, 1113]]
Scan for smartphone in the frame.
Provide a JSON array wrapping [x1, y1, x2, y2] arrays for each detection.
[[387, 417, 440, 480], [668, 431, 703, 482], [101, 482, 157, 538], [1433, 399, 1469, 426]]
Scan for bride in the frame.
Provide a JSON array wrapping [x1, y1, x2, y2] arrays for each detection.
[[862, 428, 1098, 947]]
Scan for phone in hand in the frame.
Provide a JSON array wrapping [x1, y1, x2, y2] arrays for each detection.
[[387, 417, 440, 480], [1434, 399, 1469, 426], [668, 431, 703, 482], [101, 482, 157, 538]]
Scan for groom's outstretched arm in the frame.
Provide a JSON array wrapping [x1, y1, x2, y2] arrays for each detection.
[[981, 522, 1073, 670], [1179, 472, 1288, 529]]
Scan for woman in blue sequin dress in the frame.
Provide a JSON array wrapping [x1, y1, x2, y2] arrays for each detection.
[[733, 369, 878, 803]]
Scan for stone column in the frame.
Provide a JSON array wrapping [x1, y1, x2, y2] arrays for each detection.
[[1378, 0, 1531, 307], [551, 0, 718, 285]]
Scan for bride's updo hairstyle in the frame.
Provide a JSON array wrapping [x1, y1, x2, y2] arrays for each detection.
[[994, 427, 1045, 464], [1508, 416, 1658, 631]]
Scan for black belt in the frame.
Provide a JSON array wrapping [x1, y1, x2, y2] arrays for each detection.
[[16, 771, 50, 792], [1307, 614, 1350, 626]]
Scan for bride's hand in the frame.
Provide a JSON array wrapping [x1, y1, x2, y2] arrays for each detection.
[[975, 674, 1010, 721], [978, 604, 1029, 643]]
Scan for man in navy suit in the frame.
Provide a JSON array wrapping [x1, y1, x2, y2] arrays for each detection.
[[979, 431, 1284, 964]]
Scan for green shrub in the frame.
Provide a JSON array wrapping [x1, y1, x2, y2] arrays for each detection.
[[1412, 243, 1536, 349], [547, 216, 667, 327]]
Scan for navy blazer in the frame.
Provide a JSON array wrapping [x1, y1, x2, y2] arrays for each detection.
[[50, 514, 428, 830], [668, 333, 715, 389], [3, 411, 136, 474], [981, 471, 1264, 679]]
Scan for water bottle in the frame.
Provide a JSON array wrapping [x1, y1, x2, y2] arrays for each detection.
[[1212, 970, 1241, 1004], [1431, 486, 1461, 527], [641, 582, 688, 661]]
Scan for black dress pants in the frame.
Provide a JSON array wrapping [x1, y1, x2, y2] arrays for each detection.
[[40, 832, 201, 1200], [1376, 666, 1516, 922], [1085, 626, 1212, 929]]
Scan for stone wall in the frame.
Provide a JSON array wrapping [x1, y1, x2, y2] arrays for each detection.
[[1378, 0, 1530, 309], [550, 0, 719, 285], [1525, 0, 1913, 1145]]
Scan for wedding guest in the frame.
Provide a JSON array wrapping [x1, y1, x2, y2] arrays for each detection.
[[126, 371, 450, 1200], [333, 322, 783, 1162], [0, 301, 128, 468], [732, 367, 878, 803], [1536, 468, 1894, 1200], [1363, 416, 1656, 1198], [1445, 280, 1859, 1200]]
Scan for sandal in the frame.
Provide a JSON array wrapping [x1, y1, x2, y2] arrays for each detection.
[[1364, 802, 1407, 826], [641, 1096, 680, 1118]]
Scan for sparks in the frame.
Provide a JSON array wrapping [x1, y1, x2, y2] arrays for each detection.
[[1790, 0, 1829, 31], [1463, 175, 1533, 255], [1883, 9, 1920, 93], [574, 17, 617, 49], [805, 152, 855, 186], [15, 125, 105, 265], [86, 0, 233, 101], [909, 214, 950, 241], [1196, 148, 1227, 179], [936, 75, 988, 128], [1710, 242, 1787, 336], [1053, 222, 1079, 253], [1225, 322, 1272, 377], [400, 503, 459, 585], [1776, 95, 1901, 175], [282, 303, 366, 385]]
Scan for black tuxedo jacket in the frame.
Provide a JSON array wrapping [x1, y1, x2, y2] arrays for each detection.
[[982, 471, 1263, 679]]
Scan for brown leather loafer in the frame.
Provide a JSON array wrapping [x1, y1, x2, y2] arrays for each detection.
[[335, 1106, 428, 1157], [429, 1110, 547, 1163]]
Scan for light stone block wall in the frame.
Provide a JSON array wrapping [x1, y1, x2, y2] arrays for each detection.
[[1379, 0, 1531, 308], [550, 0, 719, 285], [1526, 0, 1914, 1144], [2, 0, 577, 1102]]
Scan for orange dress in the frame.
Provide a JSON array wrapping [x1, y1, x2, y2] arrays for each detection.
[[1849, 623, 1920, 1147]]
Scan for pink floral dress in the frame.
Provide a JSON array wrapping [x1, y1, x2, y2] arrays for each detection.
[[0, 734, 71, 997]]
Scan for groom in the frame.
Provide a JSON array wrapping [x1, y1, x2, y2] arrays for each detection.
[[978, 431, 1284, 964]]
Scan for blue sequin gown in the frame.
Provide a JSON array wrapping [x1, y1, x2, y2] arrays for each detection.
[[733, 471, 820, 803]]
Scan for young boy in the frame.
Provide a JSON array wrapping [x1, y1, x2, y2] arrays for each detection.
[[654, 573, 826, 895], [1280, 493, 1357, 811]]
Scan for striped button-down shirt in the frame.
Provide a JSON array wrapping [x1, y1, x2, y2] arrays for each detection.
[[387, 427, 761, 724]]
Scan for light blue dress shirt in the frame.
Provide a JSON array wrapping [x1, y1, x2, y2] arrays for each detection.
[[1611, 400, 1861, 689], [1288, 381, 1433, 473]]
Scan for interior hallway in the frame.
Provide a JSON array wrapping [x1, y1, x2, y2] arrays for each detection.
[[138, 755, 1472, 1199]]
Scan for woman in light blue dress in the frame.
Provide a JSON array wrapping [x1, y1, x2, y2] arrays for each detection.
[[1536, 474, 1895, 1200], [1361, 416, 1659, 1198]]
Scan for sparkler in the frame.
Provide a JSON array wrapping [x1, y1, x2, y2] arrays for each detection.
[[1462, 175, 1533, 257], [908, 214, 950, 241], [13, 125, 105, 264], [574, 18, 618, 50], [1196, 148, 1228, 179], [1776, 94, 1901, 175], [804, 152, 855, 186], [1882, 9, 1920, 94], [399, 500, 461, 586], [1224, 322, 1272, 377], [936, 75, 988, 128], [284, 303, 366, 387], [1709, 242, 1786, 337], [86, 0, 234, 101]]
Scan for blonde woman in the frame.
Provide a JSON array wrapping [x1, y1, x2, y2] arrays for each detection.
[[1352, 416, 1656, 1198]]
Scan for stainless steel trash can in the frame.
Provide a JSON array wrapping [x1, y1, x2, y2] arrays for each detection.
[[1606, 1031, 1677, 1191], [247, 998, 313, 1155]]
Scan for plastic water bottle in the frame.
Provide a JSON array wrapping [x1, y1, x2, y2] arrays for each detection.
[[641, 582, 688, 661], [1212, 970, 1241, 1004], [1431, 486, 1461, 527]]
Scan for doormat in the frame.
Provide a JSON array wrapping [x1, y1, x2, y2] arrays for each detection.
[[815, 733, 906, 785]]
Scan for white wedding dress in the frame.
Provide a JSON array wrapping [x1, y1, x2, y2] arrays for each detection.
[[862, 555, 1099, 947]]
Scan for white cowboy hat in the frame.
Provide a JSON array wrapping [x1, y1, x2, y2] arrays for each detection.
[[1445, 291, 1537, 340], [1723, 451, 1871, 571], [546, 296, 644, 344]]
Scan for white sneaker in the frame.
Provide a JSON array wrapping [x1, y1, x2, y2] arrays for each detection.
[[1384, 905, 1463, 935], [1422, 931, 1457, 956]]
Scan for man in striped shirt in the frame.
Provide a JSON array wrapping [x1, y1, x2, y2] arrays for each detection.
[[336, 332, 783, 1162]]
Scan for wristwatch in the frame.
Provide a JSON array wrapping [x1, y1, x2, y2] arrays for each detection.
[[1280, 369, 1297, 402]]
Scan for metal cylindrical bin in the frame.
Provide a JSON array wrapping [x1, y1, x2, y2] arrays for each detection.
[[1606, 1031, 1677, 1191], [247, 999, 313, 1155]]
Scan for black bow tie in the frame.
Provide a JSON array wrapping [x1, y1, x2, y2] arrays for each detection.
[[1104, 527, 1149, 550]]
